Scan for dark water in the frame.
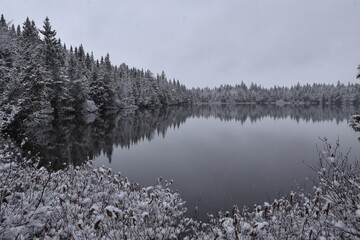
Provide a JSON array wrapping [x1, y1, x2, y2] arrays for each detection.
[[10, 104, 360, 220]]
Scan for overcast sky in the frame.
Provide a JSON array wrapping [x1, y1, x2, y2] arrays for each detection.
[[1, 0, 360, 88]]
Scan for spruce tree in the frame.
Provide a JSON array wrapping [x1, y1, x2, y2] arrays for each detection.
[[16, 25, 21, 36], [118, 63, 135, 106], [85, 52, 92, 70], [0, 14, 7, 29], [10, 24, 16, 36], [40, 17, 69, 115], [96, 53, 116, 109], [0, 14, 23, 116], [68, 48, 90, 112], [22, 18, 39, 42], [19, 17, 50, 117]]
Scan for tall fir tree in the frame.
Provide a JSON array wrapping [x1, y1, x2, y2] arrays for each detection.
[[40, 17, 69, 115], [19, 17, 51, 117], [0, 14, 7, 29]]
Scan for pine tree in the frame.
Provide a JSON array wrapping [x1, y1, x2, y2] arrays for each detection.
[[0, 14, 7, 29], [77, 44, 85, 61], [22, 18, 38, 40], [99, 53, 116, 109], [10, 24, 16, 36], [16, 25, 21, 36], [68, 51, 90, 112], [19, 17, 50, 117], [85, 52, 92, 70], [22, 18, 40, 44], [0, 14, 28, 125], [40, 17, 69, 115], [119, 64, 135, 106], [0, 14, 20, 102]]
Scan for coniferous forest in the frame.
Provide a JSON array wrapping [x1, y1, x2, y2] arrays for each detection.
[[0, 15, 192, 126], [1, 14, 360, 128], [193, 81, 360, 104]]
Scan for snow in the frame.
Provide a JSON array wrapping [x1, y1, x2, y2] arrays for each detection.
[[349, 115, 360, 132], [0, 153, 189, 239], [82, 113, 97, 124], [334, 220, 345, 228], [83, 99, 98, 113]]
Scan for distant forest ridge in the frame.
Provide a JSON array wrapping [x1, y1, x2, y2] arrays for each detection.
[[1, 14, 360, 122], [194, 81, 360, 105]]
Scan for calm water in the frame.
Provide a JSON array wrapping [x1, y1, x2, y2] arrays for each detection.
[[13, 104, 360, 220]]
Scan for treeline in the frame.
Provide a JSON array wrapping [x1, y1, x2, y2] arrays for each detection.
[[0, 14, 192, 122], [193, 81, 360, 105], [1, 13, 360, 126]]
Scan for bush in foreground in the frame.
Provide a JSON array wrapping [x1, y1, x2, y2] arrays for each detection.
[[192, 139, 360, 239], [0, 144, 189, 239], [1, 139, 360, 239]]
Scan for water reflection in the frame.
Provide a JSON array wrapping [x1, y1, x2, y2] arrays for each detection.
[[7, 104, 358, 169]]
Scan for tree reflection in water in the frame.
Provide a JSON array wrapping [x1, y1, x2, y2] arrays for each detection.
[[5, 104, 359, 169]]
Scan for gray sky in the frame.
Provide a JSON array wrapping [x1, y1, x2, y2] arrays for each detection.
[[1, 0, 360, 88]]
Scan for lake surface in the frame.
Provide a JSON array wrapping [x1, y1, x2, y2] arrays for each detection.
[[13, 104, 360, 220]]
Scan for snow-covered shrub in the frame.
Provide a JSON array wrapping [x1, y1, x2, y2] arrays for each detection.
[[0, 104, 21, 128], [0, 152, 190, 239], [83, 99, 98, 113], [191, 139, 360, 239], [349, 114, 360, 132]]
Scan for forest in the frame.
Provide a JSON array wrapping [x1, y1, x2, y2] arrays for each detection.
[[0, 14, 192, 127], [193, 81, 360, 105], [1, 14, 360, 129]]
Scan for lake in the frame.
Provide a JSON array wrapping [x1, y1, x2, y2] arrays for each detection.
[[13, 104, 360, 221]]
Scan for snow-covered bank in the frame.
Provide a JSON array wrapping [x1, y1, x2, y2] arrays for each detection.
[[1, 139, 360, 239], [0, 159, 190, 239], [0, 137, 191, 239], [349, 114, 360, 132]]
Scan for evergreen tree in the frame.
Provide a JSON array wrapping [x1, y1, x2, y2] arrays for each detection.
[[118, 64, 135, 106], [10, 24, 16, 36], [22, 18, 39, 40], [0, 14, 20, 103], [85, 52, 92, 70], [40, 17, 69, 115], [0, 14, 7, 29], [19, 17, 50, 117], [100, 53, 116, 109], [16, 25, 21, 36], [68, 53, 89, 112]]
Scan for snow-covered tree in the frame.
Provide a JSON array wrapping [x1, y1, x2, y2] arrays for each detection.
[[40, 17, 69, 115]]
